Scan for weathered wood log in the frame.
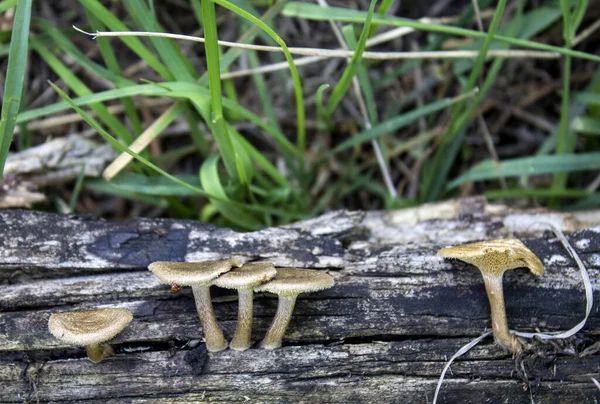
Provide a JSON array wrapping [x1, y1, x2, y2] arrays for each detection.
[[0, 197, 599, 403], [0, 134, 115, 208]]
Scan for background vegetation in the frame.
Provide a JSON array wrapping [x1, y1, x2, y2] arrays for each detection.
[[0, 0, 599, 230]]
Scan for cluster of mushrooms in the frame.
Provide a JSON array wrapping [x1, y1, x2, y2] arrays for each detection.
[[48, 238, 543, 364], [48, 258, 334, 363]]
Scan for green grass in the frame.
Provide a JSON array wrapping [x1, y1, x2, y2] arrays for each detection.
[[423, 0, 509, 201], [551, 0, 589, 205], [449, 152, 600, 188], [0, 0, 31, 178], [1, 0, 599, 228], [282, 2, 600, 62], [323, 0, 376, 120]]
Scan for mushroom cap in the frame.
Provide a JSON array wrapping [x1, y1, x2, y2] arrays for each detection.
[[48, 308, 133, 346], [148, 258, 242, 286], [254, 268, 334, 296], [437, 239, 544, 277], [213, 262, 277, 289]]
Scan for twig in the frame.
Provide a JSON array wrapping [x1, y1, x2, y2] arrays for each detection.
[[103, 103, 181, 181], [471, 0, 484, 32], [16, 98, 172, 134], [573, 19, 600, 47], [74, 27, 560, 61], [585, 172, 600, 192], [477, 114, 507, 189]]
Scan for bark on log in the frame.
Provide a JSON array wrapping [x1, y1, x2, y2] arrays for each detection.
[[0, 197, 599, 403]]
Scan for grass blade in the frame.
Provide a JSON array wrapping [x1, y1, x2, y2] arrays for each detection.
[[422, 0, 507, 202], [213, 0, 306, 161], [78, 0, 171, 78], [485, 188, 591, 200], [68, 163, 87, 212], [123, 0, 197, 81], [551, 0, 586, 202], [103, 103, 183, 181], [449, 153, 600, 189], [122, 0, 207, 154], [331, 89, 478, 154], [343, 26, 377, 125], [573, 91, 600, 105], [48, 82, 304, 221], [0, 0, 31, 178], [368, 0, 394, 37], [567, 193, 600, 210], [201, 0, 242, 182], [31, 40, 134, 144], [324, 0, 376, 117], [571, 116, 600, 135], [17, 81, 296, 157], [36, 19, 133, 87], [200, 155, 262, 230], [0, 0, 17, 14], [84, 178, 169, 207], [85, 11, 143, 135], [110, 173, 202, 196]]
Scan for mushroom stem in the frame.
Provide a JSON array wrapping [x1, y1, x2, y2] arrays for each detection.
[[483, 275, 522, 355], [230, 289, 254, 351], [192, 284, 227, 352], [261, 294, 297, 350], [86, 343, 113, 363]]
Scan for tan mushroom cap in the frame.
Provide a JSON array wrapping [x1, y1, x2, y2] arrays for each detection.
[[437, 239, 544, 277], [48, 308, 133, 346], [254, 268, 334, 296], [213, 262, 277, 289], [149, 258, 242, 286]]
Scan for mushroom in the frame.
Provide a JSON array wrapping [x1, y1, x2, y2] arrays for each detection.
[[254, 268, 334, 349], [213, 262, 277, 351], [48, 308, 133, 363], [437, 239, 544, 354], [148, 258, 242, 352]]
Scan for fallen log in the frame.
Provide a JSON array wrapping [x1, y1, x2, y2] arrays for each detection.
[[0, 197, 598, 403]]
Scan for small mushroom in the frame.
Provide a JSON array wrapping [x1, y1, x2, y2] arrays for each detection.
[[254, 268, 334, 349], [48, 308, 133, 363], [213, 262, 277, 351], [148, 258, 242, 352], [437, 239, 544, 355]]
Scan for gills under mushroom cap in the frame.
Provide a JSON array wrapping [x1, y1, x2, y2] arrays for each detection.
[[254, 268, 334, 296], [48, 308, 133, 346], [149, 258, 242, 285], [213, 262, 276, 289], [437, 239, 544, 277]]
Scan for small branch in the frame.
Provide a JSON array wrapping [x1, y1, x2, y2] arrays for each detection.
[[573, 19, 600, 47]]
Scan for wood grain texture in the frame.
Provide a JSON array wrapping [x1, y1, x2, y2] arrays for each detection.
[[0, 198, 599, 403]]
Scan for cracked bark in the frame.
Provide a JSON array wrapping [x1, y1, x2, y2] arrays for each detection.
[[0, 197, 599, 403]]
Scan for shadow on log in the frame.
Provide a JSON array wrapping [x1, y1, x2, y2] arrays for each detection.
[[0, 197, 598, 403]]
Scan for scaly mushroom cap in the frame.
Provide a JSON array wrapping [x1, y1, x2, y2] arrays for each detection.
[[213, 262, 277, 289], [254, 268, 334, 296], [149, 258, 242, 286], [48, 308, 133, 346], [437, 239, 544, 277]]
